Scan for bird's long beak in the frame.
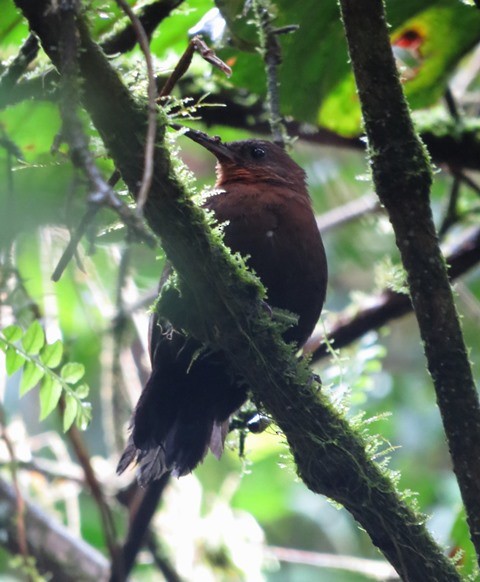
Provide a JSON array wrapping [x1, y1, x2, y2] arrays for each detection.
[[173, 125, 236, 163]]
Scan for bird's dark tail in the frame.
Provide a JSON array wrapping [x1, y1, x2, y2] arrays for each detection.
[[117, 332, 245, 485], [117, 419, 229, 485]]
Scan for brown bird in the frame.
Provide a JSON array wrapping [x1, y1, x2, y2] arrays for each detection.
[[117, 130, 328, 484]]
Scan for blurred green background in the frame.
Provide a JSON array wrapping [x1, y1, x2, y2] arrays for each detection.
[[1, 0, 480, 580]]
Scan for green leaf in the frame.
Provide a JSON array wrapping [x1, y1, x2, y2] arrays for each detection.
[[0, 3, 29, 45], [75, 383, 89, 399], [20, 361, 45, 395], [63, 395, 78, 432], [2, 324, 23, 343], [22, 321, 45, 356], [5, 347, 25, 375], [76, 403, 92, 430], [450, 507, 477, 576], [40, 340, 63, 368], [39, 376, 63, 420], [61, 362, 85, 384]]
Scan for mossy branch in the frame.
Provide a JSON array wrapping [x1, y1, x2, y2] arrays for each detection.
[[5, 66, 480, 172], [14, 1, 463, 579], [339, 0, 480, 568]]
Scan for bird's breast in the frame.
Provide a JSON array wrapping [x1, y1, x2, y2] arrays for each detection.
[[203, 184, 328, 346]]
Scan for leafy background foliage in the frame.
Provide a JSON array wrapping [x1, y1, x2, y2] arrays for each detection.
[[1, 0, 480, 580], [216, 0, 480, 134]]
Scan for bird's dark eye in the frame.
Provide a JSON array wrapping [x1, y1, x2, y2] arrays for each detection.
[[251, 146, 266, 159]]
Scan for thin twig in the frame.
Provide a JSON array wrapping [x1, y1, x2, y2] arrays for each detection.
[[316, 192, 381, 233], [158, 36, 231, 99], [251, 0, 289, 146], [51, 1, 157, 282], [191, 36, 232, 77], [111, 245, 134, 454], [438, 174, 461, 237], [62, 397, 122, 579], [0, 407, 31, 581], [1, 130, 17, 266], [101, 0, 184, 55], [51, 195, 157, 282], [115, 245, 131, 310], [438, 88, 464, 238], [158, 40, 195, 99], [0, 33, 39, 109], [116, 0, 158, 212], [457, 169, 480, 197], [0, 458, 84, 484], [269, 546, 398, 581], [51, 205, 98, 282], [444, 87, 461, 122]]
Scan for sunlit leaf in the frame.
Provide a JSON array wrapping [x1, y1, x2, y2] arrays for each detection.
[[76, 403, 92, 430], [1, 324, 23, 343], [0, 3, 29, 46], [20, 360, 45, 395], [75, 383, 90, 399], [63, 395, 78, 432], [0, 101, 62, 164], [39, 376, 63, 420], [5, 347, 25, 375], [61, 362, 85, 384], [21, 321, 45, 356], [40, 340, 63, 368]]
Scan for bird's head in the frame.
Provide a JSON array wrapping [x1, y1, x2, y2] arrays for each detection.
[[181, 128, 307, 190]]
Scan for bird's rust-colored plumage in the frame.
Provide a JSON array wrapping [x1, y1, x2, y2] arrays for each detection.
[[117, 131, 328, 484]]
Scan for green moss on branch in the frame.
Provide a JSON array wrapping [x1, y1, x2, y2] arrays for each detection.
[[339, 0, 480, 570]]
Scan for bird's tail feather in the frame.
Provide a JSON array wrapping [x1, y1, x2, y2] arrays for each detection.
[[116, 419, 228, 484], [116, 334, 245, 485]]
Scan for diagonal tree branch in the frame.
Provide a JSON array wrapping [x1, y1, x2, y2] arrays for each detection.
[[4, 63, 480, 173], [0, 32, 39, 109], [114, 0, 158, 212], [0, 476, 109, 581], [179, 86, 480, 171], [339, 0, 480, 566], [13, 2, 463, 579]]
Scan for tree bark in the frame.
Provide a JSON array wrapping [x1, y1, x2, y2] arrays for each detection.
[[339, 0, 480, 567]]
